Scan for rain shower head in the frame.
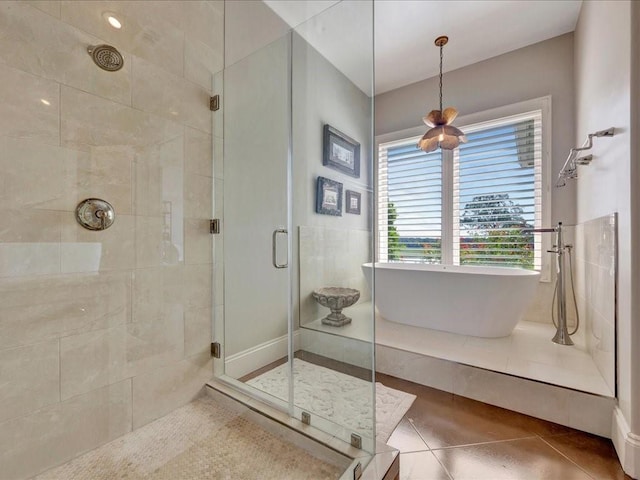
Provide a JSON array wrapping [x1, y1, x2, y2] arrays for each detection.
[[87, 44, 124, 72]]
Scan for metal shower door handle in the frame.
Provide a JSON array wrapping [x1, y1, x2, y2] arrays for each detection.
[[272, 228, 288, 269]]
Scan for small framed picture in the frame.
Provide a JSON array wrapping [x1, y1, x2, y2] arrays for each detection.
[[345, 190, 361, 215], [323, 124, 360, 178], [316, 176, 342, 216]]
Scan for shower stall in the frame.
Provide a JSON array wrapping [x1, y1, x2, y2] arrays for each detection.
[[214, 0, 377, 459], [0, 0, 375, 477]]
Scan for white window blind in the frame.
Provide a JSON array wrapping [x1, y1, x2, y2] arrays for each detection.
[[378, 108, 544, 271], [454, 111, 542, 270]]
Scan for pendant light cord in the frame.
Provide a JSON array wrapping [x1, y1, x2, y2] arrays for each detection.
[[439, 43, 443, 112]]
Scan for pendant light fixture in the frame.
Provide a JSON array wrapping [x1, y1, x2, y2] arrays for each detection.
[[417, 35, 466, 153]]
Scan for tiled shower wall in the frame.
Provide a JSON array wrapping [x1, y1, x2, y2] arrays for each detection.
[[0, 2, 222, 478], [574, 214, 617, 395]]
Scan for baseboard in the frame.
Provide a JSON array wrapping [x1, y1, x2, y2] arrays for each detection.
[[225, 331, 300, 379], [612, 407, 640, 478]]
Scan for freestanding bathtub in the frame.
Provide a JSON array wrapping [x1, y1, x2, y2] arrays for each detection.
[[362, 262, 539, 338]]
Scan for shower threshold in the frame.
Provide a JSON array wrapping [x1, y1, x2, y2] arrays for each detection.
[[206, 380, 400, 480]]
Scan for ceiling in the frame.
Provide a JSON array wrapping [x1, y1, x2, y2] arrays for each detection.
[[264, 0, 583, 95]]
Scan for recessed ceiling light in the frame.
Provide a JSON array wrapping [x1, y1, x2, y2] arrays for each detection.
[[40, 99, 51, 106], [103, 12, 122, 29]]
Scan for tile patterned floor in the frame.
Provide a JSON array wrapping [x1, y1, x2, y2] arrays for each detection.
[[33, 394, 344, 480], [379, 373, 631, 480]]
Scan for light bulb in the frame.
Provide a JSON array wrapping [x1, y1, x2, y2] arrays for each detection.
[[103, 12, 122, 29]]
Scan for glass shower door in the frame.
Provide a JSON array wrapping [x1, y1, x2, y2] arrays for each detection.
[[220, 33, 292, 410], [217, 0, 375, 460], [291, 0, 375, 451]]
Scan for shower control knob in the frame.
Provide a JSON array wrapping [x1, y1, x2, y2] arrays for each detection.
[[75, 198, 115, 231]]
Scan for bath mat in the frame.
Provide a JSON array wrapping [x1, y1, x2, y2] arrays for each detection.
[[246, 359, 415, 442]]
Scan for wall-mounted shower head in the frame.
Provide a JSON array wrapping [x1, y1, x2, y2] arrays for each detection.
[[87, 44, 124, 72], [555, 127, 615, 188]]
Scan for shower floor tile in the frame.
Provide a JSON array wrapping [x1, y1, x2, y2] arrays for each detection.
[[32, 394, 345, 480]]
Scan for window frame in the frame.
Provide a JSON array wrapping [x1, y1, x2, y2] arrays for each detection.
[[376, 96, 552, 281]]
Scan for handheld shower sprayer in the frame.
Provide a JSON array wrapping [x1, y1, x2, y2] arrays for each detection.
[[526, 222, 579, 345]]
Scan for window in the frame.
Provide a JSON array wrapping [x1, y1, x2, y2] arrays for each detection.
[[377, 98, 550, 277]]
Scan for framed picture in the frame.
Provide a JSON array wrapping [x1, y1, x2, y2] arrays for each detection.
[[345, 190, 361, 215], [316, 176, 342, 216], [323, 124, 360, 178]]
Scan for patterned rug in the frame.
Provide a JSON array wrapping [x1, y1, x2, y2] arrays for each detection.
[[246, 359, 416, 441]]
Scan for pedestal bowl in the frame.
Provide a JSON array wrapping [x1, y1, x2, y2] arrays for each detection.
[[312, 287, 360, 327]]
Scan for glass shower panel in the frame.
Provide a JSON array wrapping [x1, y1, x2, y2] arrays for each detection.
[[292, 0, 375, 452], [221, 34, 292, 410]]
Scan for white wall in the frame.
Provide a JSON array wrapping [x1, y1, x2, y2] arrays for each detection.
[[574, 1, 638, 476]]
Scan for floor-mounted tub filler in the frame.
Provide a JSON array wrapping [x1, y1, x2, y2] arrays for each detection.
[[362, 262, 539, 337]]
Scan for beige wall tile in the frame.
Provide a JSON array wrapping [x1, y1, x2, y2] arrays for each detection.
[[0, 209, 62, 243], [124, 308, 185, 377], [24, 1, 61, 18], [61, 311, 184, 400], [0, 64, 59, 146], [134, 136, 184, 217], [0, 138, 86, 211], [0, 272, 131, 350], [61, 86, 183, 151], [185, 36, 222, 91], [0, 340, 60, 423], [185, 127, 213, 178], [136, 216, 166, 268], [0, 380, 131, 480], [299, 226, 371, 324], [0, 242, 60, 278], [185, 306, 212, 357], [185, 174, 213, 219], [60, 1, 185, 77], [132, 56, 211, 133], [60, 325, 126, 400], [73, 145, 134, 215], [183, 1, 224, 52], [133, 265, 211, 327], [184, 218, 212, 265], [0, 2, 131, 105], [132, 352, 212, 429], [61, 214, 135, 272]]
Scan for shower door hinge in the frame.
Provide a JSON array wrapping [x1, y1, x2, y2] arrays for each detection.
[[210, 95, 220, 111], [301, 411, 311, 425], [211, 342, 221, 358], [350, 433, 362, 449], [210, 219, 220, 234], [353, 462, 362, 480]]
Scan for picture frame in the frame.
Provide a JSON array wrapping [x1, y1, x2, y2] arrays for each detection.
[[323, 124, 360, 178], [345, 190, 361, 215], [316, 176, 342, 216]]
